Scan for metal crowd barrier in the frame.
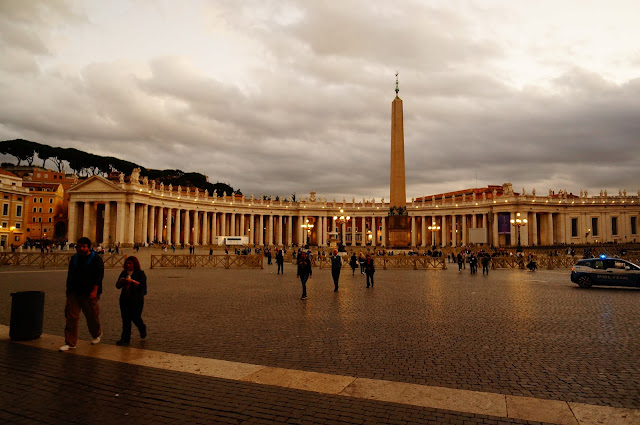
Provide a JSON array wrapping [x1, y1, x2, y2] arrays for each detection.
[[150, 254, 264, 269], [0, 252, 126, 268]]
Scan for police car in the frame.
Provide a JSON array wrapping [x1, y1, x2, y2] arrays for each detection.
[[571, 255, 640, 288]]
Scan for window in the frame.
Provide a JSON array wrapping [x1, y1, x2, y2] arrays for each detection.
[[2, 204, 7, 216], [15, 222, 21, 229], [571, 218, 578, 237], [48, 208, 53, 213], [1, 222, 7, 228], [38, 217, 41, 222], [44, 174, 48, 178], [632, 217, 637, 235], [611, 217, 618, 236], [49, 198, 53, 203], [39, 197, 43, 203], [33, 207, 37, 212], [591, 217, 599, 236], [33, 197, 37, 203], [38, 208, 42, 213], [16, 205, 22, 217], [32, 217, 36, 223], [48, 217, 52, 223]]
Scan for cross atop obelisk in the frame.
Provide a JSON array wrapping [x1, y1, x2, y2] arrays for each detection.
[[390, 72, 406, 209]]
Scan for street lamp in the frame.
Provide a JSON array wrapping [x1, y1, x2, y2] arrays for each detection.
[[510, 213, 528, 247], [332, 209, 350, 244], [301, 219, 314, 245], [428, 222, 440, 247]]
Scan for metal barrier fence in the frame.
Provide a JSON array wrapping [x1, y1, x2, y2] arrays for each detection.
[[314, 255, 446, 270], [0, 252, 126, 268], [150, 254, 264, 269]]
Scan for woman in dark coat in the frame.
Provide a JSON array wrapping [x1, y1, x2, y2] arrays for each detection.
[[115, 256, 147, 346], [349, 253, 358, 275]]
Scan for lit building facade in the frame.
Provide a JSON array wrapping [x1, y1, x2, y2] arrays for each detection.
[[0, 169, 29, 248], [67, 173, 640, 248], [23, 182, 66, 241]]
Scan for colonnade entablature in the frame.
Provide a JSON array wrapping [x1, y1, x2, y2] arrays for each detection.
[[66, 174, 640, 249]]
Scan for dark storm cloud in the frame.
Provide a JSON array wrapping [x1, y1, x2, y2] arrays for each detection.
[[0, 1, 638, 200]]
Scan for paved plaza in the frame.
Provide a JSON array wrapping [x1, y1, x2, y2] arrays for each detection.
[[1, 252, 640, 424]]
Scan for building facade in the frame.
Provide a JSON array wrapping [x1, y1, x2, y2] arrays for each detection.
[[0, 169, 29, 248], [23, 182, 66, 241], [67, 172, 640, 248]]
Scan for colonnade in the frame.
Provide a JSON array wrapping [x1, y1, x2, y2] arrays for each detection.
[[66, 176, 640, 248]]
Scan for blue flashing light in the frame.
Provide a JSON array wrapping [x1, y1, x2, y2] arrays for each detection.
[[599, 254, 607, 259]]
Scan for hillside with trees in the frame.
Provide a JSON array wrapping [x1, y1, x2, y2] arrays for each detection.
[[0, 139, 239, 196]]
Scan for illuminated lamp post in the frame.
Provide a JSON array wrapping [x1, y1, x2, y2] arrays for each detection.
[[428, 222, 441, 247], [301, 219, 314, 246], [510, 213, 528, 247], [332, 209, 350, 245]]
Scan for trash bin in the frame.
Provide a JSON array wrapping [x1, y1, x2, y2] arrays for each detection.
[[10, 291, 45, 341]]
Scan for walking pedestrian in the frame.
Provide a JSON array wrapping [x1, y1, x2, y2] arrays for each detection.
[[359, 253, 366, 275], [481, 254, 491, 275], [330, 249, 342, 292], [457, 252, 464, 271], [115, 256, 147, 346], [296, 251, 312, 300], [276, 248, 284, 274], [364, 254, 375, 288], [469, 253, 478, 274], [59, 237, 104, 352], [349, 253, 358, 275]]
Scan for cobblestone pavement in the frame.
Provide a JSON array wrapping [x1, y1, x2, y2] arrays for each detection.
[[1, 258, 640, 411], [0, 341, 554, 425]]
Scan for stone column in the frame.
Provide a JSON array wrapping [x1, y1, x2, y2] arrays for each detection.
[[267, 215, 273, 245], [442, 215, 448, 247], [531, 212, 538, 245], [202, 212, 208, 245], [229, 213, 235, 237], [462, 215, 467, 246], [156, 207, 163, 243], [166, 208, 172, 245], [411, 216, 416, 247], [211, 211, 218, 245], [103, 202, 111, 247], [287, 216, 292, 246], [116, 201, 126, 245], [194, 211, 200, 245], [297, 216, 303, 245], [547, 213, 554, 244], [174, 209, 181, 245], [248, 214, 253, 245], [349, 219, 354, 246], [492, 213, 499, 247], [239, 214, 245, 238], [142, 205, 149, 245], [258, 215, 264, 245], [82, 202, 91, 239], [421, 216, 427, 247], [472, 214, 477, 228], [276, 215, 283, 246], [381, 217, 386, 247], [67, 201, 78, 244], [148, 206, 155, 243], [184, 210, 191, 246], [126, 202, 136, 245], [359, 217, 365, 246]]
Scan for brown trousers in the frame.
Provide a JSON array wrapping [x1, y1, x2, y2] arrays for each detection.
[[64, 293, 101, 346]]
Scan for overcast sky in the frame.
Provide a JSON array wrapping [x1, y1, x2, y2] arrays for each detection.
[[1, 1, 639, 201]]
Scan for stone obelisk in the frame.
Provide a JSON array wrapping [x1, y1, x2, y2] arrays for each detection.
[[390, 73, 406, 209], [388, 73, 410, 247]]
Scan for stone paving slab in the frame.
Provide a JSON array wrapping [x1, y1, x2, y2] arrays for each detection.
[[1, 264, 640, 410], [3, 327, 639, 424], [1, 340, 558, 425]]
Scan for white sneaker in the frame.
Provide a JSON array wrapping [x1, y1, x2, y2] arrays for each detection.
[[90, 333, 102, 345], [59, 344, 76, 352]]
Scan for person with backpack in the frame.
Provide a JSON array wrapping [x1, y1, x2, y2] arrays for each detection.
[[59, 237, 104, 352], [115, 256, 147, 346]]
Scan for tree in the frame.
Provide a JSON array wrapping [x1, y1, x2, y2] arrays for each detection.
[[0, 139, 36, 165], [37, 145, 54, 168]]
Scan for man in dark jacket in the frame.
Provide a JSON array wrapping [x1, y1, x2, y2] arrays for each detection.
[[59, 237, 105, 352], [276, 248, 284, 274], [296, 251, 312, 300], [364, 254, 375, 288], [330, 249, 342, 292]]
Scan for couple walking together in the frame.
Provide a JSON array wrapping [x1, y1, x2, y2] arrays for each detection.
[[59, 237, 148, 351]]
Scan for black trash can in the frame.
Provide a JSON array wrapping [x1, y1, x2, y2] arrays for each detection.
[[10, 291, 45, 341]]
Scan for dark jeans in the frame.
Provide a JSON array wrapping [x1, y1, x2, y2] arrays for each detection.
[[119, 298, 146, 342], [277, 263, 284, 274], [482, 264, 489, 275], [366, 272, 374, 287], [300, 274, 310, 297], [332, 272, 340, 290]]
